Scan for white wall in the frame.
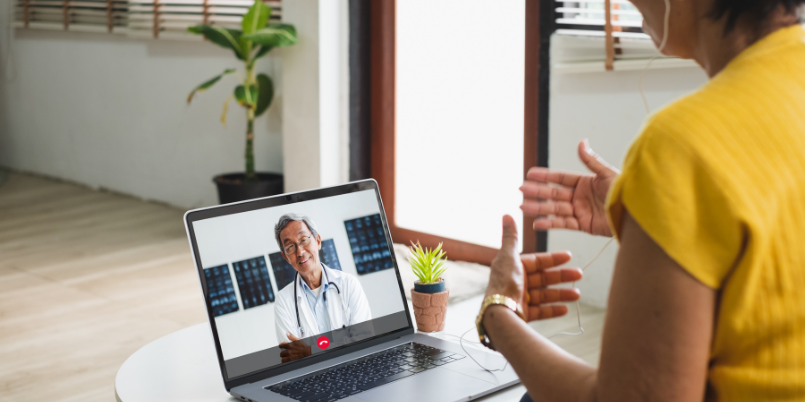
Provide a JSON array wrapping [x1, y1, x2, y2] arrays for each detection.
[[0, 29, 284, 208], [281, 0, 350, 193], [549, 46, 708, 308], [0, 0, 352, 208], [192, 189, 405, 360]]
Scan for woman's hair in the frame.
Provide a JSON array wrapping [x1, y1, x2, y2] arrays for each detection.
[[711, 0, 804, 33]]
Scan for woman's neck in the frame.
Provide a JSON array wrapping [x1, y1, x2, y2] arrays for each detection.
[[693, 7, 800, 78]]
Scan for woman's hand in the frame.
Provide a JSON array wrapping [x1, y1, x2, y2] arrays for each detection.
[[485, 215, 582, 321], [520, 140, 619, 237]]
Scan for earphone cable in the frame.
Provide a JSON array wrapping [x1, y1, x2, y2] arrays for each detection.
[[457, 327, 510, 373], [638, 0, 672, 114], [451, 238, 615, 371], [547, 238, 614, 338]]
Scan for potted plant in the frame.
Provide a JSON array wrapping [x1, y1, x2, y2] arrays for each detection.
[[186, 0, 297, 204], [409, 242, 449, 332]]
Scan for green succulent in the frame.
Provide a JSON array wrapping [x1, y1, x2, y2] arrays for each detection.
[[186, 0, 297, 182], [408, 242, 448, 284]]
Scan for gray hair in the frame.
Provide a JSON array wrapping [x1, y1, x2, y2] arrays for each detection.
[[274, 213, 319, 252]]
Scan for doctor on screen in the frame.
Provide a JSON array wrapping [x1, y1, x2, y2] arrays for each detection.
[[273, 213, 372, 351]]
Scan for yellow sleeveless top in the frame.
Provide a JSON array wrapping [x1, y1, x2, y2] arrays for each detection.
[[606, 25, 805, 401]]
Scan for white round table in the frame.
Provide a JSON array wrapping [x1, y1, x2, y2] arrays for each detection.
[[115, 323, 237, 402], [115, 296, 526, 402]]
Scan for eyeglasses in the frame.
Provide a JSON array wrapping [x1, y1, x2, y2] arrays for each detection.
[[283, 235, 313, 255]]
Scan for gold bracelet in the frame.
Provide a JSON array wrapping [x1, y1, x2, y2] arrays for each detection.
[[475, 294, 525, 350]]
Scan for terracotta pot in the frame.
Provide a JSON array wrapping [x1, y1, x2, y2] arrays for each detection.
[[411, 286, 449, 332]]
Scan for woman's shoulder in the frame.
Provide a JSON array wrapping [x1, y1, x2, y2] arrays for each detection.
[[644, 82, 735, 141], [635, 76, 755, 170], [639, 51, 805, 177], [624, 101, 705, 172], [646, 26, 805, 150]]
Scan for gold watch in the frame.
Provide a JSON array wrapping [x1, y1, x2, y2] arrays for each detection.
[[476, 294, 525, 350]]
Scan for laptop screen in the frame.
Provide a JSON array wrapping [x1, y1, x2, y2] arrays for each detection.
[[188, 185, 410, 381]]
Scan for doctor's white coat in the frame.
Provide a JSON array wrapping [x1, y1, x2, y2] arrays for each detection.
[[274, 264, 372, 343]]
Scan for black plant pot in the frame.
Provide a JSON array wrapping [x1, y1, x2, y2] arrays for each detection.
[[413, 278, 446, 294], [213, 172, 284, 204]]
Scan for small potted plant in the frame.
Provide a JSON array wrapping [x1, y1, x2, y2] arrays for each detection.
[[409, 242, 449, 332], [186, 0, 297, 204]]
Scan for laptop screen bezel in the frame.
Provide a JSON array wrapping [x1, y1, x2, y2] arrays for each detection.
[[183, 179, 415, 391]]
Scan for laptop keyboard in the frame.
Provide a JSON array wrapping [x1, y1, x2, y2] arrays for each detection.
[[266, 342, 466, 402]]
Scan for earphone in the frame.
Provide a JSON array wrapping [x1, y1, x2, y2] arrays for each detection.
[[546, 238, 615, 338], [456, 238, 615, 372], [639, 0, 673, 114], [453, 1, 673, 372], [533, 0, 670, 341]]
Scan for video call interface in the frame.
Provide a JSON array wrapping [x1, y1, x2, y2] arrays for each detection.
[[192, 190, 409, 380]]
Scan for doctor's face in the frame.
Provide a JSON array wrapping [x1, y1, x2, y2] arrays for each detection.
[[279, 221, 323, 276]]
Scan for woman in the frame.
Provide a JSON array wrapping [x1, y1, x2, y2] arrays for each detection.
[[478, 0, 805, 401]]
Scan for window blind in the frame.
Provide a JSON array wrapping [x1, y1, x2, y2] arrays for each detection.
[[12, 0, 281, 39], [552, 0, 681, 71], [126, 0, 281, 39], [14, 0, 128, 33], [554, 0, 646, 39]]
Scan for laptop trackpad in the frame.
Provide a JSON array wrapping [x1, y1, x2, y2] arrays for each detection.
[[351, 368, 494, 402]]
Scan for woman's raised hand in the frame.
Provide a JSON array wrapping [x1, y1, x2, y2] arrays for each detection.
[[486, 215, 582, 322], [520, 140, 619, 237], [521, 251, 581, 321]]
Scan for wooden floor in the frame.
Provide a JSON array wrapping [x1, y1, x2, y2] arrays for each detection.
[[0, 173, 207, 402], [0, 172, 606, 402]]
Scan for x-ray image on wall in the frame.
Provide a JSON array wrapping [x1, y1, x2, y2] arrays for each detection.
[[268, 253, 295, 291], [269, 239, 342, 291], [232, 256, 275, 310], [344, 214, 394, 275], [204, 264, 239, 317], [320, 239, 342, 271]]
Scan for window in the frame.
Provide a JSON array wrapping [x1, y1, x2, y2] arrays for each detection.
[[13, 0, 281, 39], [369, 0, 543, 264], [555, 0, 645, 38], [396, 0, 526, 251], [14, 0, 128, 33], [551, 0, 688, 71]]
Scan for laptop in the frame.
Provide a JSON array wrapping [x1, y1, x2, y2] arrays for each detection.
[[184, 179, 519, 402]]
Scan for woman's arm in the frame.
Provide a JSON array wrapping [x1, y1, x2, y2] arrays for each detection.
[[596, 210, 715, 400], [483, 212, 715, 401]]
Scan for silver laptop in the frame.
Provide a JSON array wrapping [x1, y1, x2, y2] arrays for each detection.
[[184, 179, 519, 402]]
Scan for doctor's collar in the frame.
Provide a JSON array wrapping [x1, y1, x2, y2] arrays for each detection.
[[300, 276, 330, 292], [300, 282, 329, 293], [299, 263, 333, 291]]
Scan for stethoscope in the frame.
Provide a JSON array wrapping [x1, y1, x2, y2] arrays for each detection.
[[293, 264, 348, 338]]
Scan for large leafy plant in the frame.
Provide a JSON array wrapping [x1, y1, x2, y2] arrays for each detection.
[[186, 0, 297, 181], [408, 242, 448, 284]]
